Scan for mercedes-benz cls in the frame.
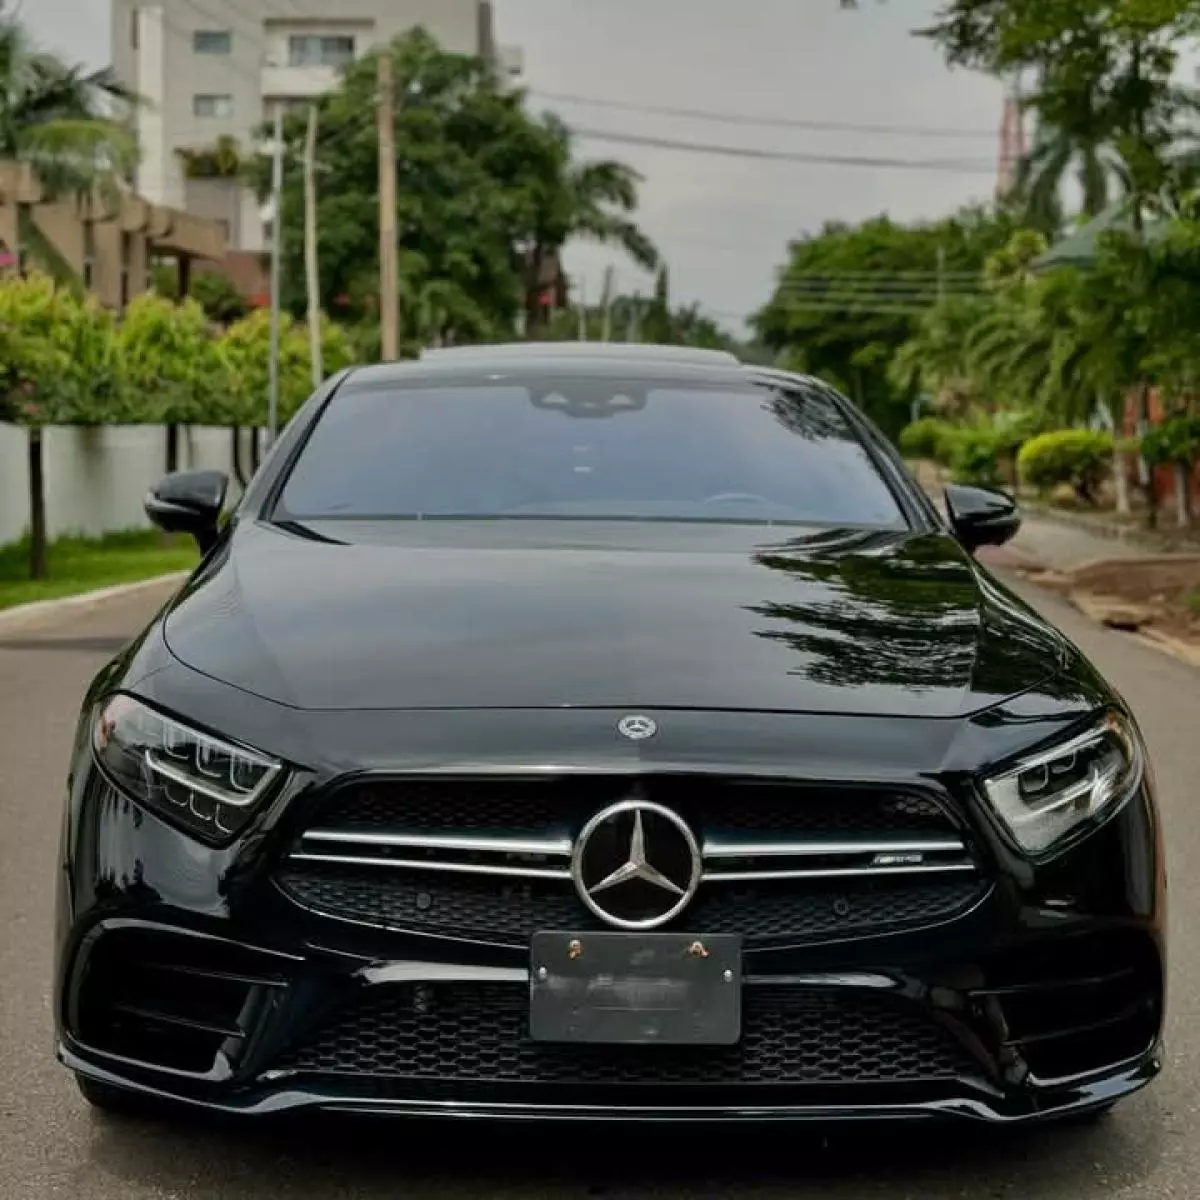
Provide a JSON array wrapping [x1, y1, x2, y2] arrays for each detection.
[[55, 343, 1165, 1125]]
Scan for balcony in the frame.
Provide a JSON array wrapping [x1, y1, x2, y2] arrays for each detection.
[[260, 64, 340, 101]]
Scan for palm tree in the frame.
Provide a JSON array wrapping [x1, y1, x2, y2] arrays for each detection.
[[523, 115, 658, 334], [1010, 114, 1115, 235], [0, 16, 138, 186], [0, 14, 139, 272]]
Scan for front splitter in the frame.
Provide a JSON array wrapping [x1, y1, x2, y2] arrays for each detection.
[[59, 1041, 1161, 1126]]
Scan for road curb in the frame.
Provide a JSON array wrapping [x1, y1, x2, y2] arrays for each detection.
[[0, 572, 189, 632]]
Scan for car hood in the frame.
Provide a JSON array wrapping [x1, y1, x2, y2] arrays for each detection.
[[162, 520, 1066, 718]]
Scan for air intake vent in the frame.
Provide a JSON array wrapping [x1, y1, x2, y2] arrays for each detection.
[[72, 929, 288, 1077], [971, 932, 1162, 1082]]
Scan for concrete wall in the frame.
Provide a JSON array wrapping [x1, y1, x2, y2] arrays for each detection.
[[0, 423, 249, 545]]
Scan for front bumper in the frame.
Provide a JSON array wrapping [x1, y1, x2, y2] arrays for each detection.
[[54, 756, 1166, 1126]]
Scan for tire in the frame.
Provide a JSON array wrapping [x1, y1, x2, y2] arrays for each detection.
[[75, 1074, 148, 1116]]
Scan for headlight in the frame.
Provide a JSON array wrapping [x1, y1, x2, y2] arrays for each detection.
[[93, 694, 284, 843], [982, 711, 1144, 857]]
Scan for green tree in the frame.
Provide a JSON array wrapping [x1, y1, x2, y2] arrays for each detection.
[[922, 2, 1200, 233], [0, 274, 124, 578], [250, 31, 653, 348], [1009, 78, 1117, 233], [754, 207, 1017, 437], [519, 115, 657, 335], [0, 14, 139, 276]]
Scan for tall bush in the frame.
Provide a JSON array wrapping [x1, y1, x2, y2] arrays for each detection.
[[117, 293, 225, 471], [0, 273, 125, 577], [1018, 430, 1113, 506], [216, 310, 356, 482]]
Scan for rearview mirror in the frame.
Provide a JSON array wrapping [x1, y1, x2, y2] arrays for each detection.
[[145, 470, 228, 553], [944, 483, 1021, 553]]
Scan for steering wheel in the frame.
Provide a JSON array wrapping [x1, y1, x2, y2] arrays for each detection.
[[699, 492, 775, 508]]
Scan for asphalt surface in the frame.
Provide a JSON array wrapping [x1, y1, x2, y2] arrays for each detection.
[[2, 573, 1198, 1199]]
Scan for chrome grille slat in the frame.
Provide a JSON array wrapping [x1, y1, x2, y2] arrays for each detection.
[[299, 829, 573, 858], [702, 837, 965, 859], [703, 863, 978, 883], [288, 852, 573, 881], [290, 829, 976, 882]]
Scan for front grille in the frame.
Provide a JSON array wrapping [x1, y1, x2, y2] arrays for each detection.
[[73, 929, 288, 1077], [279, 864, 983, 944], [271, 983, 980, 1088], [278, 775, 983, 947]]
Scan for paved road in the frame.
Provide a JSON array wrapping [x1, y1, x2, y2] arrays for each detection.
[[2, 575, 1198, 1199]]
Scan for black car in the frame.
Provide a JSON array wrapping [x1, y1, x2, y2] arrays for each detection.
[[55, 343, 1164, 1125]]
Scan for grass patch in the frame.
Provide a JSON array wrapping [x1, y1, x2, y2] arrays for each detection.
[[0, 529, 199, 611], [1185, 590, 1200, 616]]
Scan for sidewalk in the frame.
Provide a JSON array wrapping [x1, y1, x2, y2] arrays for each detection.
[[975, 514, 1148, 575], [1001, 515, 1153, 572]]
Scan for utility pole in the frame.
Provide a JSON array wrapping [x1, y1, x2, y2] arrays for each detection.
[[576, 276, 587, 341], [266, 102, 284, 445], [303, 104, 323, 387], [377, 53, 399, 360], [600, 265, 615, 342], [936, 245, 946, 305], [626, 291, 641, 342]]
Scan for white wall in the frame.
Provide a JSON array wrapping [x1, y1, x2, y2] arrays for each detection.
[[0, 423, 248, 545]]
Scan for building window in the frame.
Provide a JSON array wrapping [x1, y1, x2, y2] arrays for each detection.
[[288, 34, 355, 67], [193, 94, 234, 119], [193, 30, 232, 54]]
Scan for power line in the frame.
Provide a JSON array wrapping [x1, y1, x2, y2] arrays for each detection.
[[569, 127, 998, 174], [529, 89, 997, 141], [154, 10, 1000, 179]]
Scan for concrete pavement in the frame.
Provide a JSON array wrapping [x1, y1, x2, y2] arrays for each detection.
[[1, 575, 1198, 1198]]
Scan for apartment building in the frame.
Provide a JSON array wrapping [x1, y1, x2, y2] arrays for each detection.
[[110, 1, 522, 252]]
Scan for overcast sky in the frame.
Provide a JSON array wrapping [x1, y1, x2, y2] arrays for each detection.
[[23, 0, 1008, 330]]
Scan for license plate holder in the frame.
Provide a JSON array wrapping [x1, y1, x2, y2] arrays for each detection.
[[528, 931, 742, 1045]]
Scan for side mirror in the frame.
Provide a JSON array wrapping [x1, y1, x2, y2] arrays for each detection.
[[145, 470, 229, 553], [944, 483, 1021, 553]]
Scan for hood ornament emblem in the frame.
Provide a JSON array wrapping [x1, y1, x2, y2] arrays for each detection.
[[571, 800, 701, 929], [617, 714, 657, 741]]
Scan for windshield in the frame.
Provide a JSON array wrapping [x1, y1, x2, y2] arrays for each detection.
[[276, 375, 907, 528]]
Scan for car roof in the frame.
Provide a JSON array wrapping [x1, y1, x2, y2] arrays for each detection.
[[419, 341, 741, 367], [341, 343, 816, 392]]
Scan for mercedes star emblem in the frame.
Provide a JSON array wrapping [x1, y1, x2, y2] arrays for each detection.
[[571, 800, 701, 929], [617, 714, 657, 741]]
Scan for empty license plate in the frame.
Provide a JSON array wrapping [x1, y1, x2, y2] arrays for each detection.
[[528, 931, 742, 1045]]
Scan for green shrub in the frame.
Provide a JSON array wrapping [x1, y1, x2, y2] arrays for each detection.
[[947, 427, 1010, 488], [1017, 429, 1113, 505], [898, 417, 955, 463]]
